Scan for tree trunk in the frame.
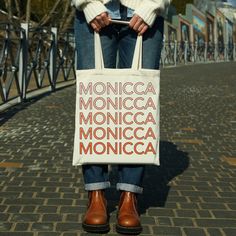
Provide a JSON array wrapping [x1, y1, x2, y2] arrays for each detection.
[[26, 0, 31, 23], [3, 0, 18, 38], [5, 0, 13, 22]]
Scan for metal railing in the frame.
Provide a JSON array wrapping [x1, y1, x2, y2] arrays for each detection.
[[1, 22, 236, 111], [0, 23, 76, 111], [161, 40, 236, 67]]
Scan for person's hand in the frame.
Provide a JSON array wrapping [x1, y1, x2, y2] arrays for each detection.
[[90, 12, 111, 32], [129, 14, 149, 35]]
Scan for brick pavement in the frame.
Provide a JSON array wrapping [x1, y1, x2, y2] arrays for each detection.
[[0, 62, 236, 236]]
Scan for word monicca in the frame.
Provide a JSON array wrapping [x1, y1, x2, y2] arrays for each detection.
[[78, 82, 157, 110], [78, 82, 157, 95], [77, 81, 158, 156]]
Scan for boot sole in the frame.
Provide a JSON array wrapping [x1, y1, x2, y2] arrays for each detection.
[[82, 222, 110, 233], [116, 224, 142, 235]]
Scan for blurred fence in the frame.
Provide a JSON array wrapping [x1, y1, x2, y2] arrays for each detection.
[[0, 22, 236, 111], [0, 23, 75, 111], [161, 40, 236, 67]]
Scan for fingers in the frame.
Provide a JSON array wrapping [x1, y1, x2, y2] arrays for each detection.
[[90, 12, 111, 32], [100, 12, 110, 26], [91, 13, 148, 35], [139, 25, 148, 35], [130, 15, 143, 31], [129, 14, 139, 28], [90, 22, 100, 32], [129, 14, 149, 35]]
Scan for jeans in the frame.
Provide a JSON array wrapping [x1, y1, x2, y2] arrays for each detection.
[[74, 8, 164, 194]]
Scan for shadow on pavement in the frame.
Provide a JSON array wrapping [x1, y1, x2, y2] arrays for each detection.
[[106, 141, 189, 214], [0, 92, 52, 126], [139, 141, 189, 213], [0, 84, 75, 126]]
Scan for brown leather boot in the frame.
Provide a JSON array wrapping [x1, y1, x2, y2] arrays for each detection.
[[116, 191, 142, 234], [82, 190, 109, 233]]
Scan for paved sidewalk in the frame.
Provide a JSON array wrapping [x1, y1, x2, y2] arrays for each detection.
[[0, 62, 236, 236]]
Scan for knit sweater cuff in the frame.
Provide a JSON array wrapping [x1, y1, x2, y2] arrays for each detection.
[[134, 2, 161, 27], [82, 2, 108, 23]]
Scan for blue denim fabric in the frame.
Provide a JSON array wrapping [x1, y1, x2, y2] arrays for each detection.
[[74, 7, 164, 194], [106, 0, 134, 19]]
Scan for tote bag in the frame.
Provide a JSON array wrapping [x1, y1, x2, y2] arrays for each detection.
[[73, 33, 160, 166]]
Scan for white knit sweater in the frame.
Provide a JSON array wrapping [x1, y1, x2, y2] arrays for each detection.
[[71, 0, 171, 26]]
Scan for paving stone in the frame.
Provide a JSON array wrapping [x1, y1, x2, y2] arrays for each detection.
[[0, 233, 33, 236], [10, 213, 40, 222], [212, 210, 236, 219], [20, 192, 35, 198], [172, 218, 194, 226], [64, 214, 80, 222], [0, 205, 7, 212], [41, 214, 63, 222], [46, 199, 73, 206], [60, 206, 85, 214], [156, 217, 173, 226], [38, 233, 61, 236], [62, 233, 79, 236], [196, 210, 213, 218], [43, 187, 58, 192], [36, 192, 61, 198], [63, 193, 80, 199], [223, 228, 236, 236], [56, 223, 82, 231], [183, 228, 207, 236], [196, 219, 236, 227], [7, 206, 22, 213], [227, 204, 236, 210], [148, 208, 175, 217], [0, 222, 12, 231], [175, 210, 197, 218], [207, 228, 224, 236], [37, 206, 58, 213], [14, 223, 30, 231], [199, 203, 228, 210], [153, 226, 182, 235], [0, 192, 21, 198], [4, 198, 44, 205], [0, 213, 10, 221], [202, 197, 236, 204], [31, 223, 54, 231], [21, 205, 37, 213]]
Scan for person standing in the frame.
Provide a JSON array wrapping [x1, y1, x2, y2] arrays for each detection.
[[72, 0, 171, 234]]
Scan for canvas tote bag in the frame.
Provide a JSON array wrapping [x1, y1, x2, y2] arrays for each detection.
[[73, 32, 160, 166]]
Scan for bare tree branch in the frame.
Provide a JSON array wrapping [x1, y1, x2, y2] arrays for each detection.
[[2, 0, 73, 31], [39, 0, 62, 26], [14, 0, 21, 18], [61, 8, 75, 33], [59, 1, 70, 29]]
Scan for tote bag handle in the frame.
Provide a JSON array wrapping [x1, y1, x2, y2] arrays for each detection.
[[94, 32, 105, 70], [94, 32, 142, 70]]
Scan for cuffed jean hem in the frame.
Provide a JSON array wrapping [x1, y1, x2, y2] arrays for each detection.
[[116, 183, 143, 194], [84, 181, 111, 191]]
